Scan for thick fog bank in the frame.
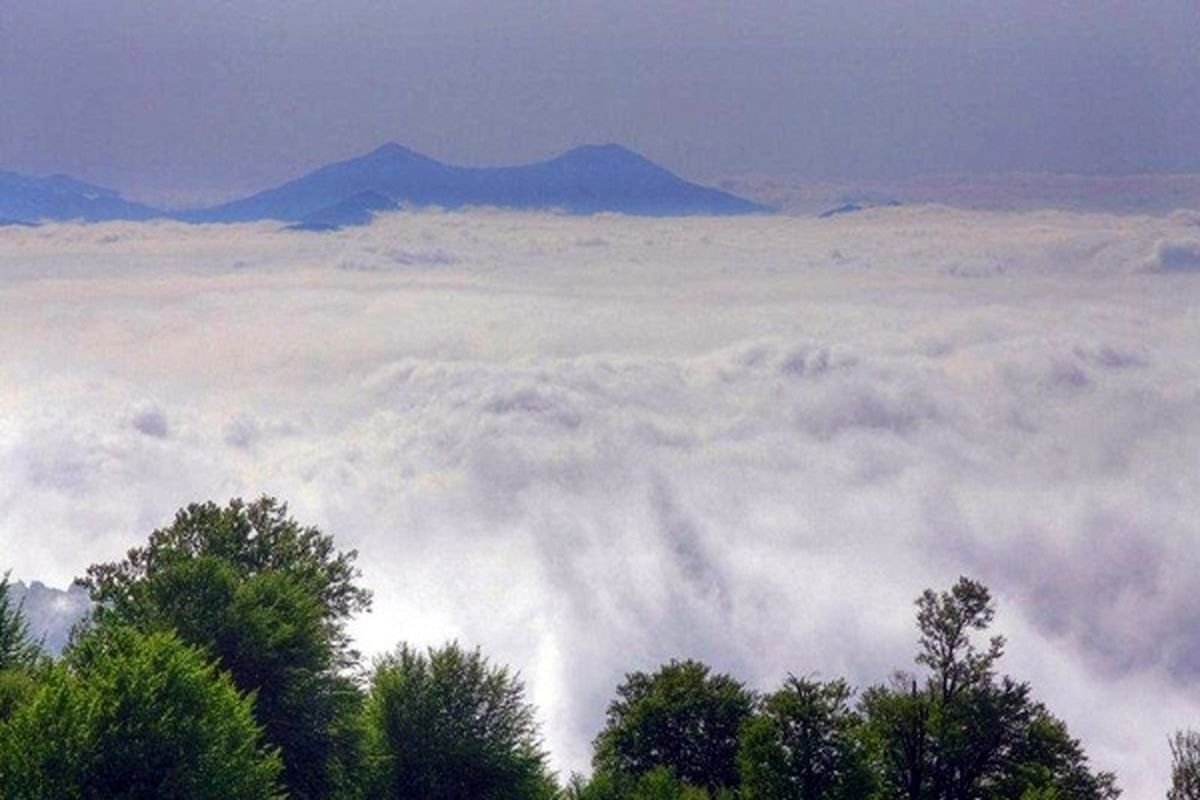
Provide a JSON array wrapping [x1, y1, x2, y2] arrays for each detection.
[[1, 208, 1198, 796]]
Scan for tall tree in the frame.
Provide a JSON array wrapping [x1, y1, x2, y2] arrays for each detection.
[[1170, 730, 1200, 800], [0, 625, 282, 799], [861, 577, 1117, 800], [592, 659, 754, 795], [914, 578, 1004, 703], [364, 642, 555, 800], [859, 678, 931, 800], [79, 497, 371, 800], [739, 677, 874, 800], [0, 572, 40, 671]]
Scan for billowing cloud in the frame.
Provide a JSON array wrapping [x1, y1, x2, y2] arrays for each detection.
[[1, 207, 1198, 796]]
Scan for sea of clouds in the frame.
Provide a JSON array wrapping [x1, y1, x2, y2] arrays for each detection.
[[1, 207, 1199, 796]]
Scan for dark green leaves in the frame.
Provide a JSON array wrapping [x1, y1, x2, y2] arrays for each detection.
[[739, 677, 874, 800], [365, 642, 554, 800], [77, 497, 370, 800], [0, 626, 282, 800], [593, 659, 753, 795], [0, 573, 41, 672]]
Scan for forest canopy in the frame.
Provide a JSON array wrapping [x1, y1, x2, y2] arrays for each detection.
[[0, 497, 1151, 799]]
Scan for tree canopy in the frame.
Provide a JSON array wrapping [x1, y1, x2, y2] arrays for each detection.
[[78, 497, 371, 800], [0, 625, 282, 799], [0, 497, 1139, 800], [739, 676, 874, 800], [364, 642, 555, 800], [592, 659, 754, 795], [860, 577, 1118, 800]]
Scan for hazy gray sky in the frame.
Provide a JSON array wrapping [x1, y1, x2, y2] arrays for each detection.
[[2, 1, 1198, 202]]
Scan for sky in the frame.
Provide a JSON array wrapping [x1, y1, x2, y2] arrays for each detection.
[[2, 207, 1199, 796], [2, 1, 1199, 204]]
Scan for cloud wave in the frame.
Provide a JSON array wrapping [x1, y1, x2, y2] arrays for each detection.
[[1, 207, 1198, 796]]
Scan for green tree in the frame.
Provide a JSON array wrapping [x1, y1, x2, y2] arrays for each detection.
[[79, 497, 372, 800], [995, 709, 1118, 800], [859, 678, 931, 800], [861, 578, 1117, 800], [0, 573, 41, 671], [564, 767, 712, 800], [561, 771, 618, 800], [0, 625, 282, 799], [862, 578, 1028, 800], [1169, 730, 1200, 800], [0, 669, 37, 724], [592, 659, 754, 795], [914, 578, 1004, 703], [0, 573, 43, 727], [740, 677, 874, 800], [364, 642, 555, 800], [628, 767, 711, 800]]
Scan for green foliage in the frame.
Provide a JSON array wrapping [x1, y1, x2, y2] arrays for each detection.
[[859, 678, 931, 800], [3, 501, 1125, 800], [859, 577, 1118, 800], [0, 572, 41, 671], [1169, 730, 1200, 800], [79, 497, 372, 800], [592, 659, 753, 795], [81, 497, 371, 666], [627, 767, 710, 800], [996, 709, 1119, 800], [364, 642, 554, 800], [561, 771, 617, 800], [914, 577, 1004, 701], [0, 625, 282, 799], [0, 669, 37, 723], [562, 768, 711, 800], [739, 677, 874, 800]]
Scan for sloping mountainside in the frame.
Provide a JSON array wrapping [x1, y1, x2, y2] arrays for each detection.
[[287, 189, 401, 231], [185, 143, 772, 224], [0, 170, 160, 223]]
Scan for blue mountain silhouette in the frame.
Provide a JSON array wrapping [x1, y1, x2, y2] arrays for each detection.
[[186, 143, 771, 225], [286, 190, 401, 231], [0, 170, 159, 223]]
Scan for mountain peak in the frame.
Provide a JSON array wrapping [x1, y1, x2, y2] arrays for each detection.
[[364, 142, 430, 161], [0, 168, 158, 222], [558, 143, 647, 164]]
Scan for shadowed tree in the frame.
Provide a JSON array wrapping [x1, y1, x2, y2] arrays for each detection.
[[79, 497, 371, 800], [1170, 730, 1200, 800], [593, 659, 754, 795], [860, 678, 931, 800], [364, 642, 555, 800]]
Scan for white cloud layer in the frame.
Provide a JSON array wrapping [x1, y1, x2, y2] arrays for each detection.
[[1, 207, 1199, 796]]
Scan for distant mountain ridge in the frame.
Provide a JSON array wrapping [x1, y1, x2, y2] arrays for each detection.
[[184, 143, 773, 225], [0, 170, 159, 223], [0, 144, 771, 227]]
